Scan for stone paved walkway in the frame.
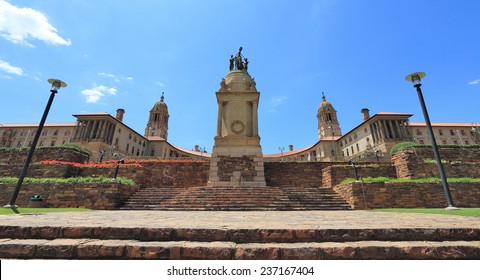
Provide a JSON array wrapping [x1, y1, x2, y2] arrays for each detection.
[[0, 210, 479, 230]]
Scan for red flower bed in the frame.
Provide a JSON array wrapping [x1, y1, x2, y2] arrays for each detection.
[[37, 158, 205, 168], [38, 160, 142, 168]]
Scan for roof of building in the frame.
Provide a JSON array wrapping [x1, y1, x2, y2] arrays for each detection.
[[337, 112, 413, 141], [72, 112, 146, 139], [72, 112, 111, 117], [1, 122, 76, 128], [318, 94, 335, 111], [172, 144, 212, 158], [409, 122, 476, 127], [375, 112, 414, 116], [145, 136, 166, 142], [152, 93, 168, 111], [264, 142, 320, 158]]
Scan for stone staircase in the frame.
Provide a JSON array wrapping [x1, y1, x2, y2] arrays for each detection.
[[1, 223, 479, 259], [119, 185, 352, 210]]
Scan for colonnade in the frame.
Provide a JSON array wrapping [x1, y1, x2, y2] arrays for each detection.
[[369, 119, 411, 144], [71, 119, 116, 144]]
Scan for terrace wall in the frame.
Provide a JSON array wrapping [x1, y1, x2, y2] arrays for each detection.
[[334, 182, 480, 209], [392, 147, 480, 179], [0, 182, 137, 209]]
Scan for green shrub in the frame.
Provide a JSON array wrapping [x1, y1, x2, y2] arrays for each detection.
[[40, 143, 92, 156], [1, 144, 92, 156], [390, 142, 480, 155], [341, 176, 480, 184], [390, 142, 420, 155]]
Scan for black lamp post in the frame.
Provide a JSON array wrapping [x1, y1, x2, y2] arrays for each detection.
[[348, 160, 359, 181], [5, 79, 67, 209], [111, 158, 125, 182], [278, 147, 285, 162], [99, 150, 105, 163], [405, 72, 456, 209]]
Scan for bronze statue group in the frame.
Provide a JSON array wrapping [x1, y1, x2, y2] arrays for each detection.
[[229, 46, 249, 71]]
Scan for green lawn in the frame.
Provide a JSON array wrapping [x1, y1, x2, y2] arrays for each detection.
[[0, 207, 93, 215], [371, 208, 480, 217]]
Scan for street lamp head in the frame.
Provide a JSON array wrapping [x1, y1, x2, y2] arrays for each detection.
[[405, 72, 426, 85], [48, 79, 67, 93]]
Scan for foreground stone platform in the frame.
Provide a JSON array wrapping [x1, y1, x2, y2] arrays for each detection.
[[0, 211, 479, 259]]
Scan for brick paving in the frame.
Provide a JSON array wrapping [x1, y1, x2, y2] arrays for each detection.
[[1, 210, 479, 259], [0, 210, 478, 230]]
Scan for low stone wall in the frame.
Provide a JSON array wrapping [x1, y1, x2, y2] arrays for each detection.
[[0, 163, 79, 178], [0, 182, 138, 209], [322, 164, 397, 188], [392, 147, 480, 179], [264, 162, 332, 187], [0, 148, 89, 165], [144, 162, 210, 188], [334, 182, 480, 209]]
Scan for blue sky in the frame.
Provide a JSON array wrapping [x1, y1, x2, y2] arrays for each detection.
[[1, 0, 479, 154]]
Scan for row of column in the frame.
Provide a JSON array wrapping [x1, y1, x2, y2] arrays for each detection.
[[370, 119, 411, 144], [215, 101, 259, 137], [72, 119, 116, 144], [252, 100, 258, 136], [216, 102, 225, 137]]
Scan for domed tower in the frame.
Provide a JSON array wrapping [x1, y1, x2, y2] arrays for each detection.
[[317, 93, 342, 140], [145, 92, 169, 140]]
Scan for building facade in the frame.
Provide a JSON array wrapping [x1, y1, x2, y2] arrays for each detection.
[[1, 89, 479, 162]]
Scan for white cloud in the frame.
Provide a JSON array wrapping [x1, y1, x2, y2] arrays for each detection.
[[468, 79, 480, 85], [81, 85, 117, 103], [267, 96, 287, 112], [156, 81, 165, 87], [0, 0, 71, 47], [0, 59, 23, 75], [98, 72, 133, 82]]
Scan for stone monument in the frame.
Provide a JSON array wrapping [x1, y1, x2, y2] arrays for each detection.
[[208, 47, 266, 186]]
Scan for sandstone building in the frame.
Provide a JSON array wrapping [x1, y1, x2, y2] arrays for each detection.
[[1, 55, 479, 161]]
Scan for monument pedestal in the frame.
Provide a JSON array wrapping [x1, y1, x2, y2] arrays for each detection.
[[207, 65, 266, 187], [208, 145, 266, 187]]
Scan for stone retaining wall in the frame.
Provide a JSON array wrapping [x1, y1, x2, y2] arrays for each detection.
[[322, 164, 397, 188], [334, 182, 480, 209], [264, 162, 331, 187], [0, 182, 138, 209], [0, 148, 89, 165], [392, 147, 480, 179], [0, 164, 79, 178]]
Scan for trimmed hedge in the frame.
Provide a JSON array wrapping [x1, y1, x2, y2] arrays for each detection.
[[0, 143, 92, 156], [390, 142, 480, 155]]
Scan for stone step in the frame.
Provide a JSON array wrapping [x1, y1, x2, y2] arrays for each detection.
[[1, 238, 479, 259], [120, 205, 353, 211], [2, 225, 478, 243], [120, 185, 352, 211], [120, 207, 352, 211]]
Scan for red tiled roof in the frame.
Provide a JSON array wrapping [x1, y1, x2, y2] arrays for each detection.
[[409, 122, 475, 127], [264, 142, 318, 158], [172, 144, 212, 157], [1, 122, 76, 127], [376, 112, 413, 116], [146, 136, 166, 141]]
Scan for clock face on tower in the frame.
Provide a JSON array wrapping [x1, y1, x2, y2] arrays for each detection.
[[231, 120, 245, 135]]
